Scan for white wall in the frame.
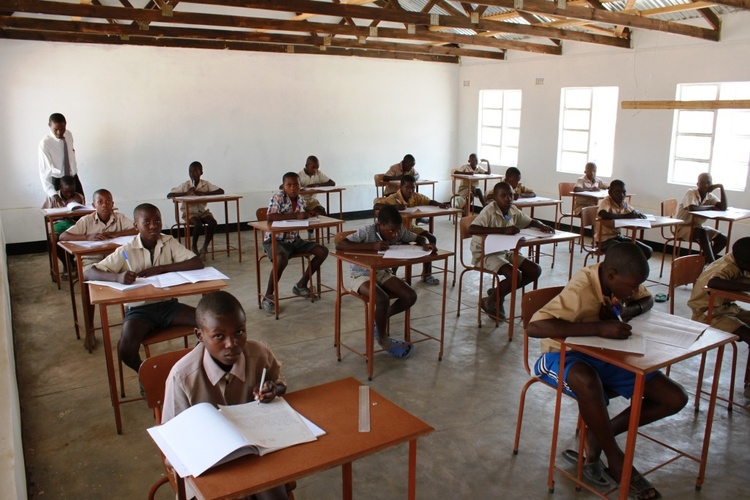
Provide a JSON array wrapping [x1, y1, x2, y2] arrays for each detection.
[[457, 12, 750, 241], [0, 41, 459, 244]]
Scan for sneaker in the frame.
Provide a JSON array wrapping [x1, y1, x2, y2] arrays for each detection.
[[262, 296, 275, 313], [292, 284, 311, 296], [421, 275, 440, 286]]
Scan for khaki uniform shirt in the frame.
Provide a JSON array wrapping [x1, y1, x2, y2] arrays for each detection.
[[530, 263, 651, 352], [64, 212, 136, 269], [383, 162, 419, 195], [375, 191, 431, 231], [169, 179, 222, 218], [596, 196, 634, 243], [573, 176, 607, 214], [688, 253, 748, 320], [513, 182, 535, 198], [298, 169, 332, 205], [470, 202, 532, 266], [676, 188, 720, 227]]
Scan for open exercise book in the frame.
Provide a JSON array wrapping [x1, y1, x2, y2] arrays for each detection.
[[564, 309, 707, 355], [43, 201, 90, 214], [271, 217, 320, 228], [484, 229, 555, 254], [86, 266, 229, 291], [148, 398, 325, 478], [67, 234, 134, 249]]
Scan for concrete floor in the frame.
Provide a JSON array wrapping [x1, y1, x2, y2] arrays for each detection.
[[10, 217, 749, 499]]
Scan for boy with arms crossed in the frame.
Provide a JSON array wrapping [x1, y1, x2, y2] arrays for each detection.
[[675, 172, 728, 263]]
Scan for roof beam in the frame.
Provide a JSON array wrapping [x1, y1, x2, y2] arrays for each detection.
[[621, 100, 750, 110]]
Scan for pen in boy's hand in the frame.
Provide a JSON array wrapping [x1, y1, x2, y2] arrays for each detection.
[[122, 250, 134, 272], [612, 304, 624, 323], [256, 368, 266, 404]]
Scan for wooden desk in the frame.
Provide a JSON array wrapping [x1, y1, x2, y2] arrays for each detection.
[[332, 249, 453, 380], [689, 207, 750, 248], [514, 198, 563, 262], [452, 173, 504, 216], [58, 239, 124, 351], [43, 207, 95, 289], [89, 279, 227, 433], [249, 216, 343, 319], [300, 186, 346, 241], [550, 327, 737, 498], [614, 216, 684, 242], [172, 194, 243, 261], [184, 377, 434, 500], [399, 207, 462, 285]]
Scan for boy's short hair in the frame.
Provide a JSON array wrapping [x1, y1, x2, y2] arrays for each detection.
[[189, 161, 203, 171], [493, 181, 512, 195], [732, 237, 750, 267], [403, 154, 415, 163], [377, 205, 402, 226], [133, 203, 160, 219], [49, 113, 66, 124], [400, 174, 416, 185], [609, 179, 625, 190], [93, 188, 112, 199], [283, 172, 300, 183], [60, 175, 76, 186], [505, 167, 521, 178], [602, 242, 649, 281], [196, 291, 245, 330], [585, 162, 597, 170]]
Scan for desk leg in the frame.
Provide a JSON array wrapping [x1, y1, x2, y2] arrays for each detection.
[[439, 256, 447, 360], [224, 200, 230, 258], [725, 221, 734, 250], [235, 199, 242, 262], [618, 374, 645, 500], [452, 212, 458, 286], [408, 439, 418, 500], [272, 238, 280, 319], [254, 229, 262, 309], [507, 249, 520, 340], [367, 269, 377, 380], [99, 304, 123, 434], [183, 201, 192, 251], [65, 251, 79, 339], [335, 259, 343, 359], [696, 344, 725, 490], [51, 229, 61, 290], [342, 462, 353, 500]]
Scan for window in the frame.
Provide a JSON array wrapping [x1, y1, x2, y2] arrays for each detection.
[[477, 89, 522, 167], [556, 87, 619, 176], [668, 82, 750, 191]]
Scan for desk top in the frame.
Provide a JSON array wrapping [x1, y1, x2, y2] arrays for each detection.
[[43, 207, 95, 221], [88, 279, 227, 305], [58, 239, 124, 257], [248, 216, 343, 232], [689, 207, 750, 221], [187, 377, 434, 499], [172, 194, 243, 203], [569, 190, 609, 199], [300, 186, 346, 194], [706, 286, 750, 304], [452, 172, 504, 180], [514, 197, 562, 207], [399, 207, 461, 218], [333, 249, 453, 269]]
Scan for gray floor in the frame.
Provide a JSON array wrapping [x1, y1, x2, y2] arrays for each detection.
[[10, 217, 749, 499]]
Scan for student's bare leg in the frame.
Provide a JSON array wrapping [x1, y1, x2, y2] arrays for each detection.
[[201, 214, 217, 252], [310, 206, 326, 217], [474, 187, 486, 206], [420, 231, 437, 279], [357, 281, 391, 347], [119, 319, 154, 372], [381, 276, 417, 319], [265, 252, 289, 297], [188, 216, 203, 255], [297, 245, 328, 288], [705, 227, 727, 262], [732, 324, 750, 344]]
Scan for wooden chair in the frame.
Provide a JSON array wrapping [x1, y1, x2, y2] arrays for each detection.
[[448, 168, 464, 220], [333, 231, 411, 380], [668, 254, 705, 315], [374, 173, 389, 199], [556, 182, 579, 235], [579, 206, 603, 266], [658, 198, 694, 278], [170, 200, 214, 259], [255, 208, 320, 316], [456, 215, 504, 328]]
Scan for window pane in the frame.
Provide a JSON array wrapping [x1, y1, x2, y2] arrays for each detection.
[[718, 82, 750, 100], [500, 147, 518, 167], [481, 127, 501, 146], [673, 159, 707, 184], [562, 130, 589, 152], [723, 110, 750, 136], [712, 161, 748, 191], [679, 84, 717, 101], [506, 110, 521, 128], [564, 88, 592, 108], [677, 111, 714, 134], [675, 135, 712, 160], [479, 145, 500, 165], [503, 128, 520, 147], [505, 90, 522, 109], [482, 109, 502, 127], [563, 110, 591, 130], [482, 90, 503, 109], [561, 151, 588, 172]]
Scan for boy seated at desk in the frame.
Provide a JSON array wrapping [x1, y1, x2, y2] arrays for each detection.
[[84, 203, 203, 372], [688, 237, 750, 395], [455, 153, 489, 212], [469, 182, 553, 320], [161, 291, 290, 500], [382, 154, 419, 196], [675, 172, 728, 264], [528, 242, 688, 500], [298, 155, 336, 240], [504, 166, 535, 200], [42, 175, 86, 279], [167, 160, 225, 260], [335, 205, 435, 359], [597, 180, 653, 260], [374, 175, 448, 285], [262, 172, 329, 313], [573, 162, 608, 215]]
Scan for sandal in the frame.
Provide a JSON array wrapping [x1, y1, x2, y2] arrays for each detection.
[[421, 275, 440, 286], [625, 472, 662, 500], [562, 450, 616, 488], [386, 339, 413, 359]]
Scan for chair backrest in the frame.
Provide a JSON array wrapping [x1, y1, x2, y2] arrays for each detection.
[[558, 182, 576, 200], [459, 214, 477, 241], [669, 254, 705, 314], [521, 286, 565, 374], [374, 174, 387, 198], [139, 348, 192, 423], [450, 168, 459, 196], [660, 198, 679, 239], [256, 207, 268, 221]]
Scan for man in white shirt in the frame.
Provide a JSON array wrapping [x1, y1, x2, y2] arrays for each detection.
[[39, 113, 85, 201]]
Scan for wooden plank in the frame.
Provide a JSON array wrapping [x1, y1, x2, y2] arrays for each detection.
[[621, 100, 750, 110]]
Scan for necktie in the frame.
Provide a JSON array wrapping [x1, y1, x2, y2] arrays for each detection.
[[61, 136, 71, 177]]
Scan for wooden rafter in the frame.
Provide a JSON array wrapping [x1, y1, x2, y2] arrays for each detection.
[[621, 100, 750, 110]]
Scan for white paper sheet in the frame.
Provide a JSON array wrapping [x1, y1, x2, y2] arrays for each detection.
[[627, 310, 705, 349], [565, 333, 646, 355], [68, 235, 135, 248], [84, 279, 150, 291], [614, 219, 652, 229], [271, 220, 310, 228], [516, 196, 554, 204], [483, 234, 525, 254], [382, 246, 433, 259]]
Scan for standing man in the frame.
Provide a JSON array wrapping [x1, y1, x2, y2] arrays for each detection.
[[39, 113, 84, 202]]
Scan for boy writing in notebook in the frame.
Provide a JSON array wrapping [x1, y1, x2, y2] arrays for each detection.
[[298, 155, 335, 217], [675, 172, 728, 263], [168, 161, 224, 260], [374, 174, 448, 285], [573, 162, 608, 215], [382, 154, 419, 196], [469, 182, 553, 319], [504, 166, 535, 200], [597, 180, 653, 259], [161, 291, 290, 500], [42, 175, 87, 280], [262, 172, 329, 313], [336, 205, 435, 359], [84, 203, 203, 372], [528, 243, 687, 500], [456, 153, 489, 211]]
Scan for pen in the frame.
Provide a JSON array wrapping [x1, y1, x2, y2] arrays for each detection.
[[122, 250, 133, 272], [257, 367, 266, 404], [612, 304, 624, 323]]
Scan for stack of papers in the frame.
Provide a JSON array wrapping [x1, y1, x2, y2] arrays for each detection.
[[86, 267, 229, 291]]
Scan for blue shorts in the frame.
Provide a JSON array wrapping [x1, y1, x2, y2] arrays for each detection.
[[262, 238, 320, 260], [534, 351, 660, 402], [124, 298, 187, 328]]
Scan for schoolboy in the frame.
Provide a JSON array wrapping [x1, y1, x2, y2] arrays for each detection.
[[42, 175, 86, 279], [168, 161, 225, 260], [675, 172, 728, 263], [597, 180, 653, 259], [383, 154, 419, 196], [39, 113, 85, 199], [469, 182, 553, 319], [504, 166, 535, 200], [84, 203, 203, 372], [528, 243, 688, 500], [456, 153, 489, 211], [374, 175, 448, 285], [298, 155, 335, 217], [262, 172, 329, 313], [336, 205, 435, 359], [573, 162, 608, 215], [161, 291, 290, 500]]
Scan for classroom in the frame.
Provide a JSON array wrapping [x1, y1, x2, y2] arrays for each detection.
[[1, 2, 750, 498]]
